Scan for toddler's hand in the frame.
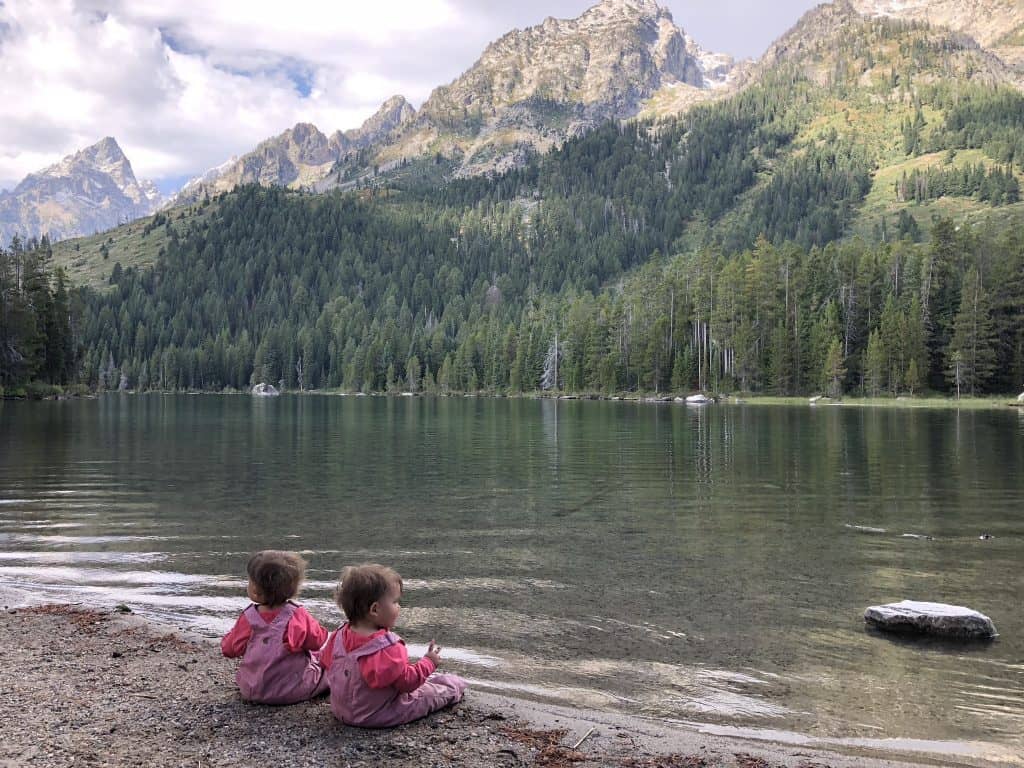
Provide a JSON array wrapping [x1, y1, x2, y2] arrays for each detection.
[[425, 640, 442, 666]]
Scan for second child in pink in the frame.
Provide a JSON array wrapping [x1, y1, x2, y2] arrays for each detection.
[[324, 564, 466, 727]]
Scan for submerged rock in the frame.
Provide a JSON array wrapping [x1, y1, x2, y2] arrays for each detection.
[[864, 600, 997, 639], [251, 383, 280, 397]]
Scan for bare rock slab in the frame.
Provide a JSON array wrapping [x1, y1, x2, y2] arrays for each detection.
[[864, 600, 997, 639]]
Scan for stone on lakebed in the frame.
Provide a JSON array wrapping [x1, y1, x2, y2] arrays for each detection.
[[864, 600, 997, 639]]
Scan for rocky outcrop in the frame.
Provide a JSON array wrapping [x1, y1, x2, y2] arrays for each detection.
[[251, 383, 280, 397], [334, 96, 416, 152], [757, 0, 1021, 89], [864, 600, 998, 639], [0, 137, 161, 246]]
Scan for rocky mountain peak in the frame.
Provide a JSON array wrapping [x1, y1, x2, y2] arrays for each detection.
[[338, 95, 416, 149], [580, 0, 667, 23], [0, 137, 161, 245]]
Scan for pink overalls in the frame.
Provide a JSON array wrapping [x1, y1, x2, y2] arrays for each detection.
[[235, 602, 328, 705], [327, 626, 467, 727]]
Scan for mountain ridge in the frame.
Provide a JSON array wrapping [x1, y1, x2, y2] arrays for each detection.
[[171, 96, 417, 205]]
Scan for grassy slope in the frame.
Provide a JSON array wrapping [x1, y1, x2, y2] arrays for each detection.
[[50, 204, 215, 290], [853, 147, 1024, 239]]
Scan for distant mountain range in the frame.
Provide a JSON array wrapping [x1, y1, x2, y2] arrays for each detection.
[[5, 0, 1024, 246]]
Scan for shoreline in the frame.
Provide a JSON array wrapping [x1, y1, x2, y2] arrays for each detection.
[[0, 598, 1015, 768], [6, 386, 1022, 411]]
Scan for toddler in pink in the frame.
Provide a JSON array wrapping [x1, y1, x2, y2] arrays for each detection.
[[323, 563, 466, 727], [221, 550, 328, 705]]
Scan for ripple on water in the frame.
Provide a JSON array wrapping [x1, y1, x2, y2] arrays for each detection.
[[0, 550, 168, 564], [0, 533, 175, 545]]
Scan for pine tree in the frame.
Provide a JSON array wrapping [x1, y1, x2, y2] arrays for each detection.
[[823, 338, 846, 398], [864, 330, 886, 396], [946, 268, 997, 395]]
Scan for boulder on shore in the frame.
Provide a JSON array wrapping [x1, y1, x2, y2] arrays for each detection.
[[864, 600, 997, 639], [251, 383, 280, 397]]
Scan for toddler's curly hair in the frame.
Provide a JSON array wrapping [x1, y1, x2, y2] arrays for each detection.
[[247, 550, 306, 607], [336, 563, 402, 622]]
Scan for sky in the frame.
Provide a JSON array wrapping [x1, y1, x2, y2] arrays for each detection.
[[0, 0, 821, 194]]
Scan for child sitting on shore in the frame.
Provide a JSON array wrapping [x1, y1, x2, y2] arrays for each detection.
[[322, 563, 466, 727], [221, 550, 329, 705]]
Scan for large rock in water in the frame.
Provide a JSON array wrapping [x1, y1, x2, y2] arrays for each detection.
[[251, 383, 280, 397], [864, 600, 997, 639]]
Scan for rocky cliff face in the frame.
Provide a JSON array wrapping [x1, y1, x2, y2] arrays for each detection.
[[173, 96, 416, 204], [334, 95, 417, 152], [0, 137, 161, 246], [363, 0, 737, 177]]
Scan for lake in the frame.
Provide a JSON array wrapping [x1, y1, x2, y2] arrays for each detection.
[[1, 395, 1022, 762]]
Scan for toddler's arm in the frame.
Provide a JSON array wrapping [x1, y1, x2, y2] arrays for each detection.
[[360, 641, 436, 693], [284, 605, 329, 653], [220, 612, 252, 657]]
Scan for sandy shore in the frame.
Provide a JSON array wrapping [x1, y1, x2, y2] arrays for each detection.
[[0, 603, 1004, 768]]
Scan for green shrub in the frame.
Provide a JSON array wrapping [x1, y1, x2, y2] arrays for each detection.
[[24, 381, 62, 400], [64, 383, 93, 397]]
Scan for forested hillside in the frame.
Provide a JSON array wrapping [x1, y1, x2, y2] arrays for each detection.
[[23, 14, 1024, 399]]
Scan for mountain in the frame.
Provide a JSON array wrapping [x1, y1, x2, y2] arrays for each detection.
[[343, 0, 739, 179], [0, 137, 161, 246], [172, 96, 415, 205], [180, 0, 738, 195]]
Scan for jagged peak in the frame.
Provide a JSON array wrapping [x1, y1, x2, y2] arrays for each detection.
[[378, 95, 412, 112], [583, 0, 666, 20], [38, 136, 133, 184], [90, 136, 125, 155], [285, 122, 327, 140], [67, 136, 128, 166]]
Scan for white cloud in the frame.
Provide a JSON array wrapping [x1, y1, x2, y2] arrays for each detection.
[[0, 0, 468, 190]]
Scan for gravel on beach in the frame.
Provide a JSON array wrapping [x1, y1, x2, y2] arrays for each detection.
[[0, 605, 950, 768]]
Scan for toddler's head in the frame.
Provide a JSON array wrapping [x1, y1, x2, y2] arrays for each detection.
[[336, 563, 402, 627], [246, 550, 307, 607]]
